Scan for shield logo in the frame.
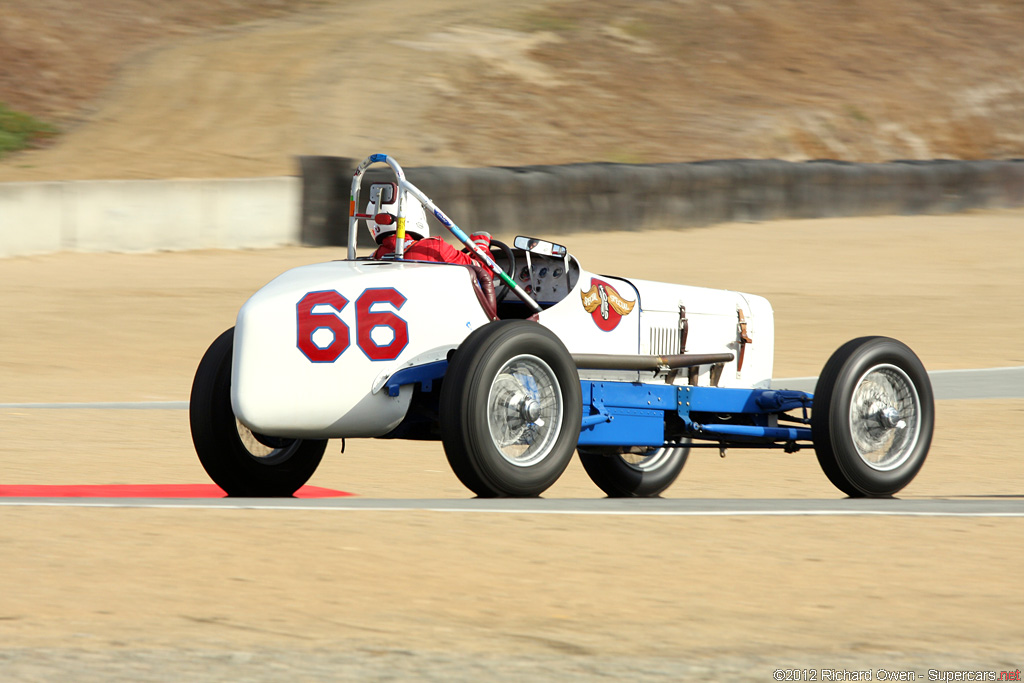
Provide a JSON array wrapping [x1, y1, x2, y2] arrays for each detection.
[[581, 278, 635, 331]]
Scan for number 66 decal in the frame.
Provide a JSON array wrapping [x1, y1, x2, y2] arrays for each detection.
[[297, 288, 409, 362]]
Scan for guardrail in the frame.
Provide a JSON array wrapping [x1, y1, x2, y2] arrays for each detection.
[[300, 157, 1024, 249]]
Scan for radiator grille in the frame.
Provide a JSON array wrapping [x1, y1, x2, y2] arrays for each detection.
[[649, 327, 680, 356]]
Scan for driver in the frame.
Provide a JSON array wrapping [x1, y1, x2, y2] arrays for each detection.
[[366, 184, 491, 265]]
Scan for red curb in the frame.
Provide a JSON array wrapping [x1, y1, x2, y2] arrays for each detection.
[[0, 484, 353, 498]]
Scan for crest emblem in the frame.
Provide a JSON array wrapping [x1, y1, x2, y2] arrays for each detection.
[[581, 278, 635, 331]]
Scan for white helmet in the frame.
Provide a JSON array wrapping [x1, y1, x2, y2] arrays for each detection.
[[365, 182, 430, 244]]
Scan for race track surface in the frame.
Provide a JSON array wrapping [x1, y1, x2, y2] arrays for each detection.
[[1, 213, 1022, 680]]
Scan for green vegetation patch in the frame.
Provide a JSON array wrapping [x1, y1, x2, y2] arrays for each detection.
[[0, 103, 58, 159]]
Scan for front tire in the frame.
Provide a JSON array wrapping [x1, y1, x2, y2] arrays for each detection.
[[578, 445, 689, 497], [811, 336, 934, 497], [440, 321, 582, 497], [189, 328, 327, 496]]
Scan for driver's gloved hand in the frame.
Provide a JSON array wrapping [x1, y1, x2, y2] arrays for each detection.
[[470, 231, 491, 251]]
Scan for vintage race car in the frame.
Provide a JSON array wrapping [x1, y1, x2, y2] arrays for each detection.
[[189, 154, 934, 498]]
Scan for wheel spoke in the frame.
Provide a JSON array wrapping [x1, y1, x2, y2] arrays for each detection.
[[235, 419, 301, 465], [620, 447, 676, 470], [848, 364, 921, 471], [487, 355, 564, 467]]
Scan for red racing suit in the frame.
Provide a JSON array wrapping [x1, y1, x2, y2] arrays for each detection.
[[372, 234, 499, 320], [372, 235, 480, 266]]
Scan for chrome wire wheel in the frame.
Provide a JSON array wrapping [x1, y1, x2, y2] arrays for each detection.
[[811, 336, 934, 498], [190, 327, 327, 497], [619, 447, 676, 471], [440, 320, 581, 497], [848, 363, 921, 472], [578, 443, 690, 497], [235, 419, 302, 465], [486, 354, 564, 467]]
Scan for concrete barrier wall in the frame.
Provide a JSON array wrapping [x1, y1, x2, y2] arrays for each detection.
[[0, 176, 300, 258], [299, 157, 1024, 248], [5, 159, 1023, 258], [0, 182, 65, 256]]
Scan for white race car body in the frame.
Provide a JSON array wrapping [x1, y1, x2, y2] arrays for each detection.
[[232, 253, 774, 439], [191, 153, 932, 500]]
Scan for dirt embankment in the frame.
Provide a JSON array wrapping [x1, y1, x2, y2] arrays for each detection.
[[1, 0, 1023, 181]]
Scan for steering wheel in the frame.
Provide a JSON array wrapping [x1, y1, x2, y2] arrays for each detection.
[[488, 239, 517, 303]]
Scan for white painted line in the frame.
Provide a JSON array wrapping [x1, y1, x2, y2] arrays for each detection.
[[0, 499, 1022, 517]]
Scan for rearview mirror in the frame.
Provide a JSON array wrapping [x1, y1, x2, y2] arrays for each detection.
[[514, 236, 567, 257]]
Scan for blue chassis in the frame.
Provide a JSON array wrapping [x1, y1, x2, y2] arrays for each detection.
[[386, 361, 815, 450]]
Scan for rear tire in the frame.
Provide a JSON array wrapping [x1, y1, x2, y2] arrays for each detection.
[[811, 336, 933, 497], [440, 321, 582, 497], [578, 444, 689, 497], [189, 328, 327, 496]]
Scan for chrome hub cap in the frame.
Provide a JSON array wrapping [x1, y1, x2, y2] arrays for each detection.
[[848, 364, 921, 471], [487, 355, 563, 467]]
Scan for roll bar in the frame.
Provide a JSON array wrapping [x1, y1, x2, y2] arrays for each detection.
[[348, 153, 542, 314]]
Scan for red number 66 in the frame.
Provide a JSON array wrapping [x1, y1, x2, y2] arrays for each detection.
[[296, 288, 408, 363]]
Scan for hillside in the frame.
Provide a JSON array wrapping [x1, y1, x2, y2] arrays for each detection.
[[1, 0, 1022, 180]]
